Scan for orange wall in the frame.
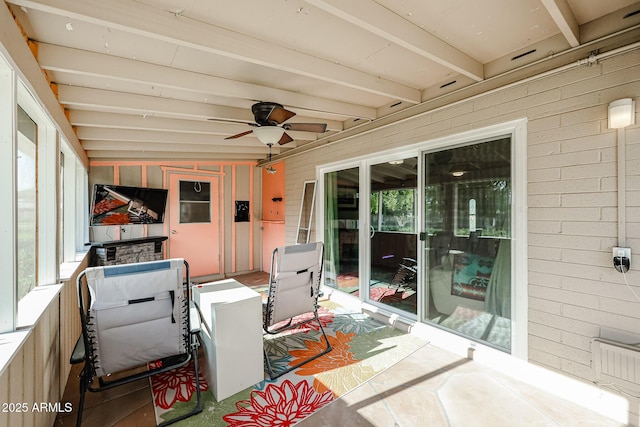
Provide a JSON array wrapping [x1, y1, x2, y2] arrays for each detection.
[[89, 160, 258, 276], [261, 162, 285, 221], [261, 162, 286, 271], [89, 159, 287, 274]]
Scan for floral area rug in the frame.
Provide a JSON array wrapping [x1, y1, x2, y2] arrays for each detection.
[[150, 297, 427, 426]]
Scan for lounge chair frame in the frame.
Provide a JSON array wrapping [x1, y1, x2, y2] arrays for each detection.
[[263, 242, 332, 379], [71, 259, 202, 426]]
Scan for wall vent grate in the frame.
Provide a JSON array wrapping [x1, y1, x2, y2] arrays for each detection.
[[623, 9, 640, 19], [591, 338, 640, 392]]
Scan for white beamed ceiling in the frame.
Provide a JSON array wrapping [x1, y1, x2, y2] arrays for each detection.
[[6, 0, 640, 161]]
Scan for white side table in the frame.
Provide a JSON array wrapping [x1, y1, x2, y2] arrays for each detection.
[[193, 279, 263, 401]]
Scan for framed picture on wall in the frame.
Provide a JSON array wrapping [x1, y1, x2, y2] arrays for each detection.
[[235, 200, 250, 222]]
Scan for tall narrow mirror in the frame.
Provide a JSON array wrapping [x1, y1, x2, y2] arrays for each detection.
[[296, 180, 317, 244]]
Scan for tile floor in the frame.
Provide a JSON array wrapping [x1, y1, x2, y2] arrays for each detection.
[[55, 272, 628, 426], [56, 342, 627, 427], [297, 344, 627, 427]]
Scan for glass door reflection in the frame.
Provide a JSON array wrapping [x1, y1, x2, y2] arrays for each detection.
[[368, 157, 418, 315], [323, 167, 359, 291], [423, 138, 512, 351]]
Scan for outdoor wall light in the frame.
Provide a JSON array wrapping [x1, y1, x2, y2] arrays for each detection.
[[608, 98, 635, 129]]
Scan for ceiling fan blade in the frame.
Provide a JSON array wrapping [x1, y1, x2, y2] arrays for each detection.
[[282, 123, 327, 133], [277, 132, 294, 145], [224, 129, 254, 140], [267, 106, 296, 125]]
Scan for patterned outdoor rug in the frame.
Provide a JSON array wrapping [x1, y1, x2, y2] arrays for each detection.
[[150, 297, 427, 426]]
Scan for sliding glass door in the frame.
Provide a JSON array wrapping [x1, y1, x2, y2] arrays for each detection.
[[319, 128, 521, 353], [323, 167, 360, 292], [423, 137, 512, 351], [367, 157, 418, 315]]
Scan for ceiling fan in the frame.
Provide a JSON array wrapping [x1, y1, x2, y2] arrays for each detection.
[[225, 102, 327, 146]]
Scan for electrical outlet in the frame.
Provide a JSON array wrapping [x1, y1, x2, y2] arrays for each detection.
[[613, 247, 631, 273], [613, 247, 631, 260]]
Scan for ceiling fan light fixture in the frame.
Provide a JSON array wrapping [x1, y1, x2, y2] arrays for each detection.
[[253, 126, 285, 146]]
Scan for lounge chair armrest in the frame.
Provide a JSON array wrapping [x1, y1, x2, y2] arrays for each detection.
[[190, 302, 201, 333], [70, 335, 85, 365]]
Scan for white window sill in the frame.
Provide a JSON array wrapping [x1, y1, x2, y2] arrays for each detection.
[[17, 284, 63, 329], [59, 251, 89, 282], [0, 330, 31, 377], [0, 284, 63, 376], [0, 253, 87, 378]]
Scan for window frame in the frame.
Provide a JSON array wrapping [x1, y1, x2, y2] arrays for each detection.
[[0, 54, 89, 333], [316, 119, 528, 359], [60, 138, 90, 262], [0, 56, 18, 333], [415, 121, 528, 358], [19, 80, 59, 287]]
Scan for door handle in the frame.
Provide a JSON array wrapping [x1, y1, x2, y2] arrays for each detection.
[[171, 230, 177, 234], [370, 225, 375, 238]]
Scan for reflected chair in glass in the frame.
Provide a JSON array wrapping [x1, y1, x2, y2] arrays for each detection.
[[390, 257, 418, 291], [262, 242, 332, 379], [70, 258, 202, 427]]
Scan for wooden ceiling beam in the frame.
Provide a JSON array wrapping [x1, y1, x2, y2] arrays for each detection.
[[81, 140, 280, 154], [37, 43, 375, 120], [540, 0, 580, 47], [68, 107, 341, 133], [305, 0, 484, 81], [86, 150, 266, 160], [76, 127, 299, 148], [12, 0, 420, 104]]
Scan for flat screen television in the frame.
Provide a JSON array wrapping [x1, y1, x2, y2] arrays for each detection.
[[90, 184, 168, 226]]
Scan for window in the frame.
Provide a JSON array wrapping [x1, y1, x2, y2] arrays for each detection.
[[368, 157, 418, 315], [179, 180, 211, 223], [59, 152, 65, 262], [423, 137, 513, 351], [17, 106, 37, 300], [61, 137, 90, 262], [322, 166, 360, 290], [371, 188, 416, 233], [0, 52, 89, 332], [454, 180, 511, 238]]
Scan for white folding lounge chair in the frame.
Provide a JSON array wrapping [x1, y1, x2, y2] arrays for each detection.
[[263, 242, 332, 379], [70, 258, 202, 426]]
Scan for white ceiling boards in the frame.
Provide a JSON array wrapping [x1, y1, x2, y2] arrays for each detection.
[[7, 0, 640, 161]]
